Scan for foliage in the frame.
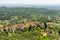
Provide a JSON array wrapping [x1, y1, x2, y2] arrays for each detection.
[[0, 7, 60, 40]]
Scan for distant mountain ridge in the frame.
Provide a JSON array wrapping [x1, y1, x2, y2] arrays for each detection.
[[0, 4, 60, 9]]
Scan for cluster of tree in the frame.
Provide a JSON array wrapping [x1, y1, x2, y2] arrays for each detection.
[[0, 7, 60, 40]]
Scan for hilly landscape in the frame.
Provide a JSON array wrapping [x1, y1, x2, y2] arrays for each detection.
[[0, 6, 60, 40]]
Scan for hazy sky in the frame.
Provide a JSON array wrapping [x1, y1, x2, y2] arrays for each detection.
[[0, 0, 60, 5]]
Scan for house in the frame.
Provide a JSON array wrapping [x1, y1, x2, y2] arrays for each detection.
[[8, 21, 41, 31]]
